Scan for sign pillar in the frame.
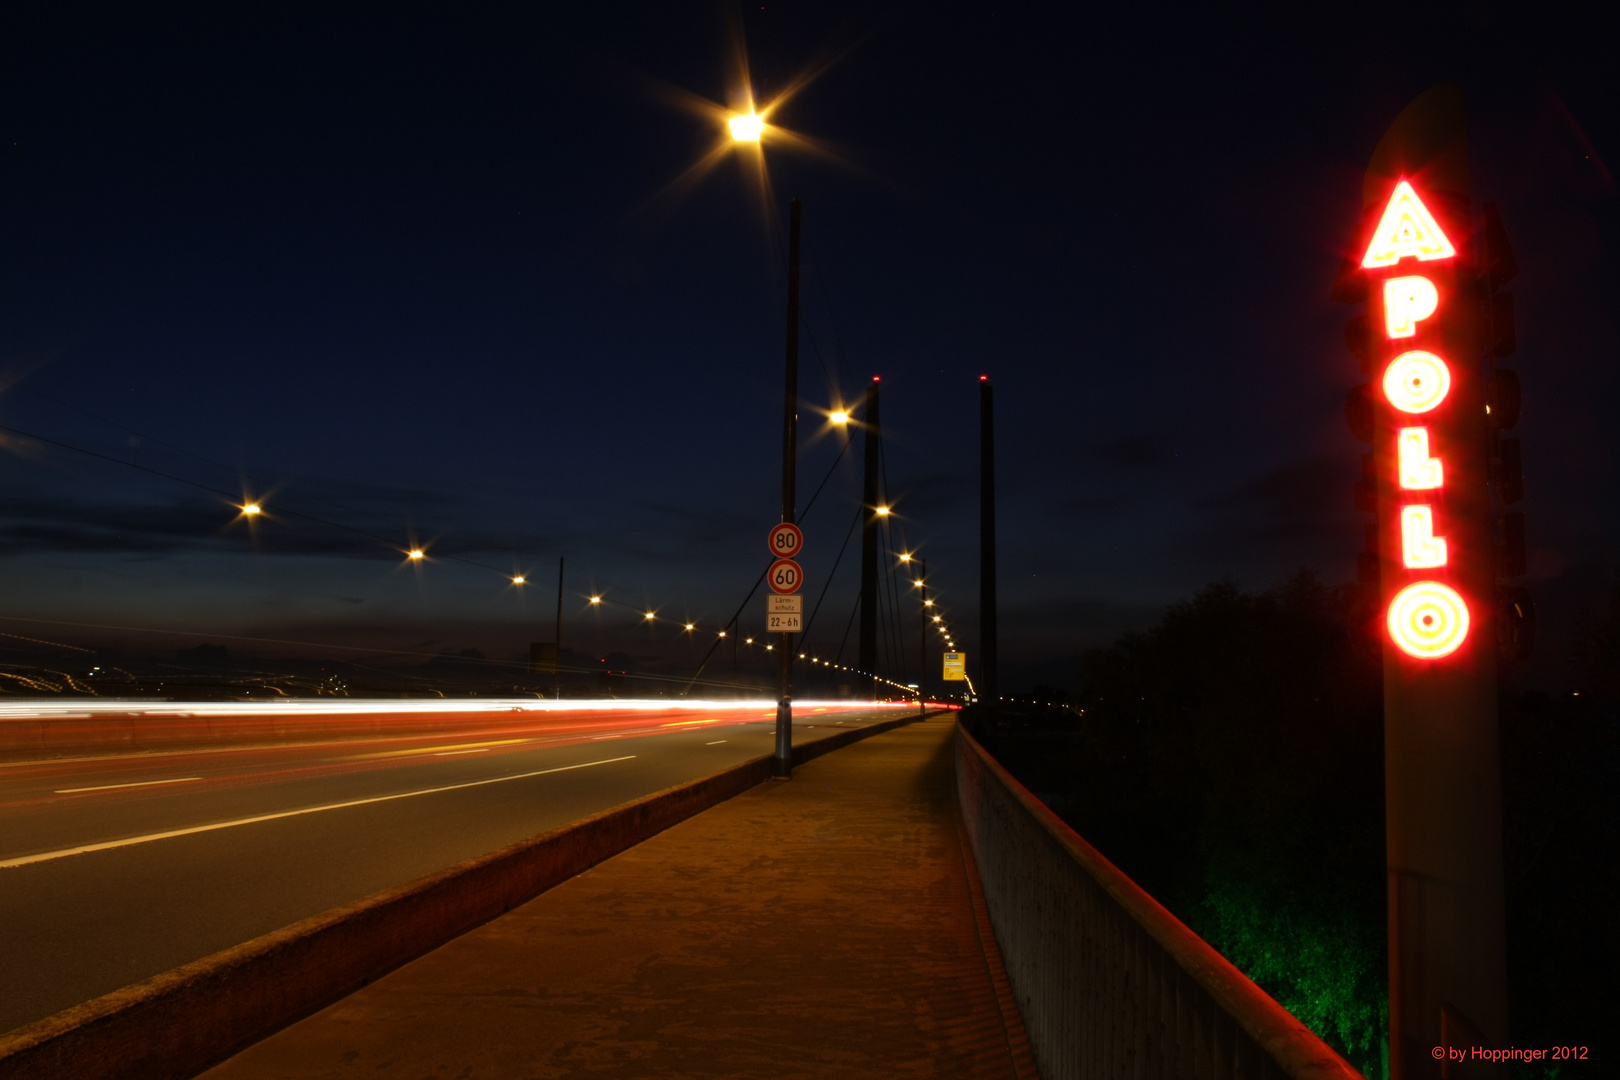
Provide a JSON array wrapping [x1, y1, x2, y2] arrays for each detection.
[[1347, 85, 1508, 1077]]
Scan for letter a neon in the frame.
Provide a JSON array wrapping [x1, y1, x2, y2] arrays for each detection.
[[1362, 180, 1457, 269]]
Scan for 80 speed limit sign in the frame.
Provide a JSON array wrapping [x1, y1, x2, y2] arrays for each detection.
[[767, 558, 803, 595], [767, 522, 804, 559]]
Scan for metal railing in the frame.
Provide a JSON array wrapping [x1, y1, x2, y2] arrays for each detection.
[[956, 722, 1365, 1080]]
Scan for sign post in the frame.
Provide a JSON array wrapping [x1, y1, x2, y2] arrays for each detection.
[[774, 199, 802, 780], [942, 651, 965, 682]]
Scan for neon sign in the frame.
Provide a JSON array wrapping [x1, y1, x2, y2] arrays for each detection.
[[1362, 179, 1458, 268], [1387, 580, 1469, 658], [1365, 179, 1469, 659], [1399, 505, 1447, 568], [1383, 351, 1450, 414], [1383, 276, 1439, 338], [1396, 427, 1443, 490]]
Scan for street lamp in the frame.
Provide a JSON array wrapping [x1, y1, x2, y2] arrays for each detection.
[[728, 112, 764, 142], [589, 595, 602, 605], [407, 549, 425, 561], [830, 409, 850, 425], [512, 575, 526, 585]]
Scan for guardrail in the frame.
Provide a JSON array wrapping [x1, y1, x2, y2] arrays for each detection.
[[955, 722, 1365, 1080]]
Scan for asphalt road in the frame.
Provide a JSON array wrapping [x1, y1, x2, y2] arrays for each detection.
[[0, 700, 914, 1034]]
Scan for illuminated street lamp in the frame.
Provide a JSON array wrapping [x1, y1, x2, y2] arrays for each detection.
[[589, 595, 602, 605], [898, 552, 911, 563], [685, 623, 695, 631], [645, 611, 656, 621], [875, 505, 891, 517], [512, 575, 526, 585], [242, 503, 262, 516], [728, 111, 764, 142], [830, 409, 850, 425], [407, 549, 425, 561]]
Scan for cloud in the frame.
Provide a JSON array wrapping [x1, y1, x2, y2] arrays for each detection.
[[0, 492, 553, 562], [1054, 492, 1134, 515], [1176, 454, 1360, 572], [1083, 436, 1172, 471]]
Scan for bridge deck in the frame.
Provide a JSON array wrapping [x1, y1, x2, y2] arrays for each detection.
[[203, 714, 1037, 1079]]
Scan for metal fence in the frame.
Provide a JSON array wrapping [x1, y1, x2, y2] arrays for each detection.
[[956, 723, 1365, 1080]]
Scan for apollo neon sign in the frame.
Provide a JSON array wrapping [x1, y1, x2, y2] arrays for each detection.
[[1361, 179, 1469, 659]]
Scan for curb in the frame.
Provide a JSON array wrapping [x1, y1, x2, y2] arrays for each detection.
[[0, 711, 936, 1080]]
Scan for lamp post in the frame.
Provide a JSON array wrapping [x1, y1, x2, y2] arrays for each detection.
[[916, 556, 928, 715]]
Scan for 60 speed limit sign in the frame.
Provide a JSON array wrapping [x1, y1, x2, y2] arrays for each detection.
[[767, 558, 803, 595]]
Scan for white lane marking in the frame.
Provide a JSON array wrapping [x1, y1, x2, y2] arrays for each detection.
[[705, 740, 727, 745], [55, 776, 203, 794], [434, 748, 489, 756], [591, 734, 621, 740], [355, 737, 529, 760], [3, 756, 637, 870]]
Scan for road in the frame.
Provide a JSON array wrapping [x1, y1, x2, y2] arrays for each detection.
[[0, 699, 915, 1034]]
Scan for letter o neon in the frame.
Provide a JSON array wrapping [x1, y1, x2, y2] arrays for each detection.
[[1384, 351, 1451, 414], [1388, 581, 1470, 659]]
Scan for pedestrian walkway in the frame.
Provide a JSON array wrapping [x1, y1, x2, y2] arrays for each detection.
[[203, 715, 1038, 1079]]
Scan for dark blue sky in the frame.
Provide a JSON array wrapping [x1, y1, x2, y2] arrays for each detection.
[[1, 4, 1616, 689]]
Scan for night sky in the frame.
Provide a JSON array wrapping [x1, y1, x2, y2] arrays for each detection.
[[1, 4, 1616, 690]]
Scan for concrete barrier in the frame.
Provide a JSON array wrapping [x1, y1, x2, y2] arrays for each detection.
[[956, 723, 1365, 1080], [0, 712, 928, 1080]]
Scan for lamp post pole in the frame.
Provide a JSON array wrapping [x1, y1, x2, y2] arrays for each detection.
[[979, 376, 998, 703], [774, 198, 801, 779], [554, 555, 564, 700], [917, 556, 927, 715]]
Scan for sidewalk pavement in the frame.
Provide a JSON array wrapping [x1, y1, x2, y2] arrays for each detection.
[[202, 714, 1037, 1080]]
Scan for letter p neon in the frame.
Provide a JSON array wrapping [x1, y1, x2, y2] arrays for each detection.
[[1385, 276, 1439, 338]]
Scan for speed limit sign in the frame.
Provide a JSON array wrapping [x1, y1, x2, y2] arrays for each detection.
[[767, 558, 803, 595], [767, 522, 804, 559]]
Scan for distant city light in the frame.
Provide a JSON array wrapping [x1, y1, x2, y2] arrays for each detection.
[[728, 112, 764, 142]]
